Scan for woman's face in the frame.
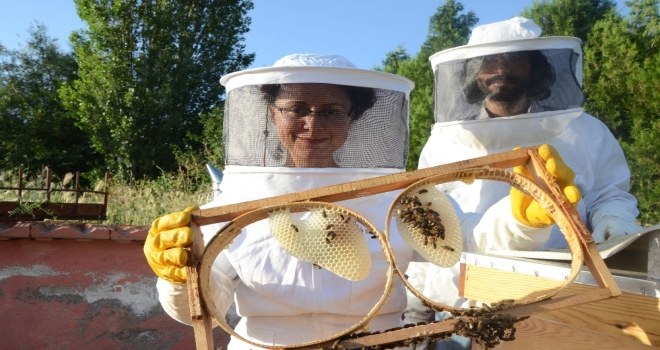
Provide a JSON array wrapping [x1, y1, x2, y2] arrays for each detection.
[[270, 83, 352, 168]]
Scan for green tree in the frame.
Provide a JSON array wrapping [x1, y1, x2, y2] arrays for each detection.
[[396, 56, 435, 171], [583, 11, 638, 139], [172, 105, 224, 190], [379, 45, 410, 74], [0, 24, 100, 173], [421, 0, 478, 57], [379, 0, 477, 170], [60, 0, 254, 178], [583, 0, 660, 224], [521, 0, 616, 42]]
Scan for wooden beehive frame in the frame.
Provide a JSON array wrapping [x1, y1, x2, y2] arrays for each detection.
[[184, 147, 621, 350]]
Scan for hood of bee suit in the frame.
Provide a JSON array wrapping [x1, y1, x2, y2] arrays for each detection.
[[201, 54, 414, 235], [419, 17, 586, 169]]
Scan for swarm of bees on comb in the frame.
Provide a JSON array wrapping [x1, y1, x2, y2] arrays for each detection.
[[450, 299, 528, 349], [398, 190, 447, 250], [323, 299, 525, 350], [268, 206, 372, 281], [394, 184, 462, 267]]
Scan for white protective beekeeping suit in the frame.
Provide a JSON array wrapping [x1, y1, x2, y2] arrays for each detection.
[[406, 17, 642, 316], [155, 53, 552, 350]]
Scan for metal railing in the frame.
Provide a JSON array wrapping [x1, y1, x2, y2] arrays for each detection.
[[0, 167, 110, 221]]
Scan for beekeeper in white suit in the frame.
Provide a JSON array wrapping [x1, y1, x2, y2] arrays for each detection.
[[405, 17, 643, 350], [143, 53, 572, 350]]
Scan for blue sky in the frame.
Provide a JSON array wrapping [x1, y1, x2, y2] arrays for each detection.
[[0, 0, 628, 70]]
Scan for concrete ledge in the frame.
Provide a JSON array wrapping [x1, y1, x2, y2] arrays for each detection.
[[110, 225, 149, 242], [0, 222, 31, 240], [0, 222, 148, 241]]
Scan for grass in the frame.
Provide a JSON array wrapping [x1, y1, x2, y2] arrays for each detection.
[[0, 167, 213, 226]]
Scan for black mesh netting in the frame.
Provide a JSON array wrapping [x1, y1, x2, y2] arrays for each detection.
[[433, 48, 584, 122], [224, 83, 409, 168]]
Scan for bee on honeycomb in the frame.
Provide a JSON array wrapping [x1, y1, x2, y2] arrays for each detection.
[[268, 206, 372, 281], [394, 184, 462, 267]]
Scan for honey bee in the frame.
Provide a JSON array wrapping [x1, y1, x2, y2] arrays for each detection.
[[325, 238, 331, 244], [322, 210, 327, 218], [418, 189, 428, 194], [290, 224, 298, 232], [438, 225, 446, 240], [339, 213, 345, 221], [426, 202, 432, 207], [325, 224, 334, 230], [344, 216, 351, 223], [441, 245, 455, 252], [312, 263, 322, 269], [326, 231, 336, 241]]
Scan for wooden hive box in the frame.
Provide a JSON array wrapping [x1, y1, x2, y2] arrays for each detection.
[[460, 230, 660, 350]]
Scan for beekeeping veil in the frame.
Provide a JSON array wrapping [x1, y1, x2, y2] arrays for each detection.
[[207, 53, 414, 215], [221, 54, 412, 170], [419, 17, 589, 178], [431, 17, 584, 123]]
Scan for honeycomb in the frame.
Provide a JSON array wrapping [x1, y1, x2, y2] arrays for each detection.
[[268, 206, 372, 281], [394, 184, 462, 267]]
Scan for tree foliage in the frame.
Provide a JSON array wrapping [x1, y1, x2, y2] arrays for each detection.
[[379, 0, 478, 170], [60, 0, 254, 178], [0, 24, 100, 173], [582, 0, 660, 225], [521, 0, 616, 42], [421, 0, 479, 57], [522, 0, 660, 224]]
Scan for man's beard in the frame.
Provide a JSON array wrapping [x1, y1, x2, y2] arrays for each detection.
[[482, 74, 529, 103]]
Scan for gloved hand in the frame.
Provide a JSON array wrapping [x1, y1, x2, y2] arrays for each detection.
[[511, 144, 582, 228], [144, 207, 198, 283], [591, 217, 643, 242]]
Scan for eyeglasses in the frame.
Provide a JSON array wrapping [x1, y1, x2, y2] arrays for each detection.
[[273, 106, 351, 123]]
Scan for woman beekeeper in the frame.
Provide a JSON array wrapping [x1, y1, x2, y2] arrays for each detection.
[[405, 17, 642, 350], [144, 53, 566, 349]]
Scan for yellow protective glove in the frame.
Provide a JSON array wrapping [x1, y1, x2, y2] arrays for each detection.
[[511, 145, 582, 228], [144, 206, 198, 283]]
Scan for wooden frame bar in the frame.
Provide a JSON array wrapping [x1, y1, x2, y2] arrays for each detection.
[[186, 222, 214, 350], [191, 148, 531, 226]]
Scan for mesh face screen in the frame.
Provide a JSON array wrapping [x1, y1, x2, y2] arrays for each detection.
[[224, 83, 409, 168], [434, 48, 584, 122]]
